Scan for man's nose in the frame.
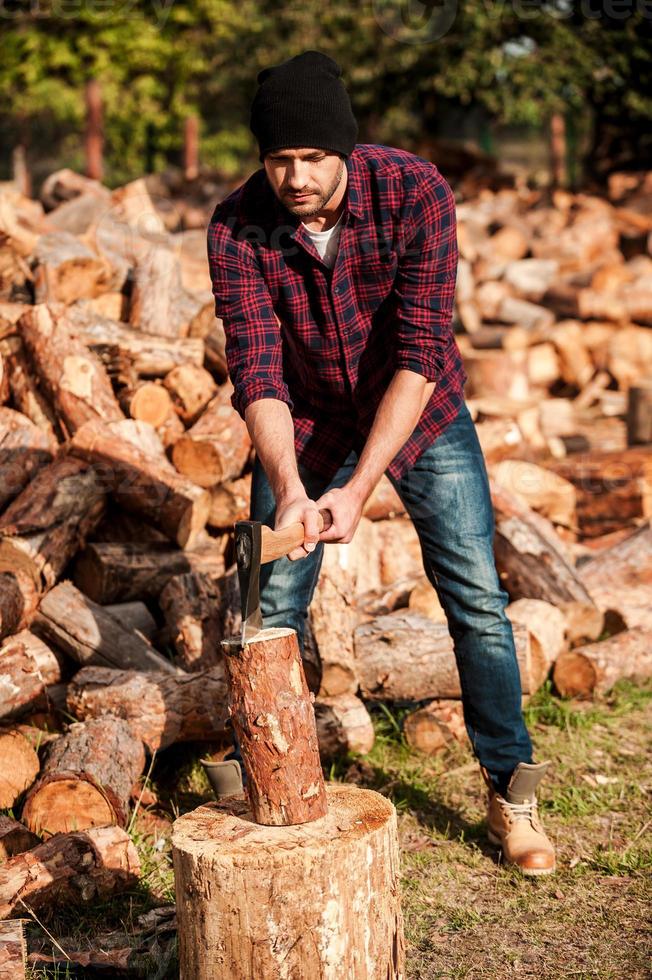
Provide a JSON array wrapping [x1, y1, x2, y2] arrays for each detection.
[[286, 163, 310, 187]]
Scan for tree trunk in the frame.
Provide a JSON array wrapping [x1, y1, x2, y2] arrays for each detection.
[[354, 614, 534, 699], [0, 816, 39, 860], [222, 628, 327, 826], [66, 664, 229, 752], [0, 454, 106, 591], [553, 627, 652, 698], [172, 785, 404, 980], [69, 418, 210, 549], [0, 630, 63, 721], [314, 694, 375, 759], [22, 717, 145, 837], [34, 579, 178, 674], [0, 825, 140, 919], [0, 407, 54, 510]]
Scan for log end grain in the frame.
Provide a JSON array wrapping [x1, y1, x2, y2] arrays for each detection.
[[0, 729, 40, 809]]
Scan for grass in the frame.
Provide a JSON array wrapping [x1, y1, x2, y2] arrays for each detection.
[[16, 680, 652, 978]]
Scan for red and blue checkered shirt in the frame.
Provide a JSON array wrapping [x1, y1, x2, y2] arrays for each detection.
[[207, 143, 467, 482]]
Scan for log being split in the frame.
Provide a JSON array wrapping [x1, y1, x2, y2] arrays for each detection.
[[222, 628, 327, 826], [172, 784, 404, 980], [22, 717, 145, 837]]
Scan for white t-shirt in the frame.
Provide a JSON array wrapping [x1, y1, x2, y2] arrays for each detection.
[[302, 211, 344, 269]]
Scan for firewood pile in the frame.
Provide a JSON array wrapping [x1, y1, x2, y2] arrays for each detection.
[[0, 164, 651, 931]]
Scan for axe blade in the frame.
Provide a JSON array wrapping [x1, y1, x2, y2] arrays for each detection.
[[235, 521, 263, 646]]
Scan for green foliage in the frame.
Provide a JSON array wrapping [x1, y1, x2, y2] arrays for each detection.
[[1, 1, 650, 181]]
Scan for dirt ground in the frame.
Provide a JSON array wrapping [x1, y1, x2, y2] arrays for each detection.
[[24, 680, 651, 979]]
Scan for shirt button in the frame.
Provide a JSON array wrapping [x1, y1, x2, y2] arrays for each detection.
[[334, 284, 342, 295]]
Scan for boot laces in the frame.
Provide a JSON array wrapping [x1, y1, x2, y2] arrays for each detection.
[[500, 797, 538, 822]]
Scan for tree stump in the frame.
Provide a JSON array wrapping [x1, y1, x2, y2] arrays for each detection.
[[172, 784, 404, 980], [222, 628, 327, 826]]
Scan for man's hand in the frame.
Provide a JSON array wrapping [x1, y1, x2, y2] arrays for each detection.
[[275, 494, 323, 561], [315, 485, 364, 545]]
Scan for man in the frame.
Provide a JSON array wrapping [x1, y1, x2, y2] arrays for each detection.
[[207, 50, 555, 876]]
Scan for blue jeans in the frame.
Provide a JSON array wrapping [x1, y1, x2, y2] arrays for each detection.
[[248, 400, 533, 793]]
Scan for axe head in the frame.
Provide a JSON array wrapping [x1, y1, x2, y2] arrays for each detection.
[[235, 520, 263, 646]]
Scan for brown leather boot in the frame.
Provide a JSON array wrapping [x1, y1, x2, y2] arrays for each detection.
[[482, 762, 556, 876]]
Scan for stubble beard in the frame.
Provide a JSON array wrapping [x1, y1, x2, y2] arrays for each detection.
[[282, 159, 345, 218]]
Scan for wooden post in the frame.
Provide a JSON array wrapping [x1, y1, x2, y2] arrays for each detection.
[[172, 784, 405, 980], [222, 627, 328, 826], [85, 79, 103, 182]]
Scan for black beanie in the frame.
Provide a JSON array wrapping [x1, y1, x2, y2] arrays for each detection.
[[250, 51, 358, 162]]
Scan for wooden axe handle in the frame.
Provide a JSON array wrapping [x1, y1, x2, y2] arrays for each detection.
[[260, 509, 333, 563]]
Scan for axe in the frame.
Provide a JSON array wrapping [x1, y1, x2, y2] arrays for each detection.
[[235, 509, 333, 646]]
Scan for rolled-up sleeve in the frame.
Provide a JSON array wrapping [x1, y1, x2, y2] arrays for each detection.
[[393, 170, 459, 382], [207, 206, 293, 419]]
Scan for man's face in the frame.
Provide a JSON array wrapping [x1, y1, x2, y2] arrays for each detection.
[[263, 147, 345, 218]]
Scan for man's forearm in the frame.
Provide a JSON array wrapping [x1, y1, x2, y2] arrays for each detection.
[[347, 370, 435, 503], [244, 398, 303, 503]]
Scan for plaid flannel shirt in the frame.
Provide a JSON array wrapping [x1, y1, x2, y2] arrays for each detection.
[[207, 143, 467, 482]]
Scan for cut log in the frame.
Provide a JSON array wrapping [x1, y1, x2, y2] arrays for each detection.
[[118, 380, 175, 428], [475, 418, 526, 464], [0, 825, 140, 919], [0, 407, 54, 510], [0, 571, 40, 641], [0, 630, 63, 721], [354, 614, 535, 699], [0, 454, 106, 591], [490, 479, 595, 606], [546, 447, 652, 537], [171, 384, 251, 488], [314, 694, 375, 759], [0, 817, 39, 860], [403, 700, 467, 755], [103, 601, 156, 638], [172, 785, 404, 980], [18, 303, 124, 436], [32, 232, 111, 305], [66, 664, 229, 752], [362, 476, 406, 521], [408, 577, 446, 622], [159, 569, 240, 671], [309, 548, 360, 698], [22, 717, 145, 837], [69, 418, 210, 548], [67, 302, 205, 376], [73, 540, 225, 603], [579, 521, 652, 630], [553, 627, 652, 698], [33, 580, 178, 674], [222, 628, 327, 826], [490, 460, 577, 529], [163, 364, 217, 425], [463, 349, 532, 401], [129, 244, 185, 338], [0, 729, 40, 808], [207, 475, 251, 529], [0, 919, 27, 977], [505, 598, 567, 689], [2, 337, 61, 444], [627, 380, 652, 445], [556, 600, 606, 645]]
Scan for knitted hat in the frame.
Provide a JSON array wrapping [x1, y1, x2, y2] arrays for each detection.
[[250, 51, 358, 162]]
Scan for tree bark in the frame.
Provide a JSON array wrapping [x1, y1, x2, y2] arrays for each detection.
[[22, 717, 145, 837], [67, 664, 229, 752], [0, 825, 140, 919], [3, 337, 61, 444], [354, 614, 534, 699], [553, 627, 652, 698], [0, 407, 54, 511], [0, 571, 40, 641], [222, 628, 327, 826], [172, 785, 404, 980]]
